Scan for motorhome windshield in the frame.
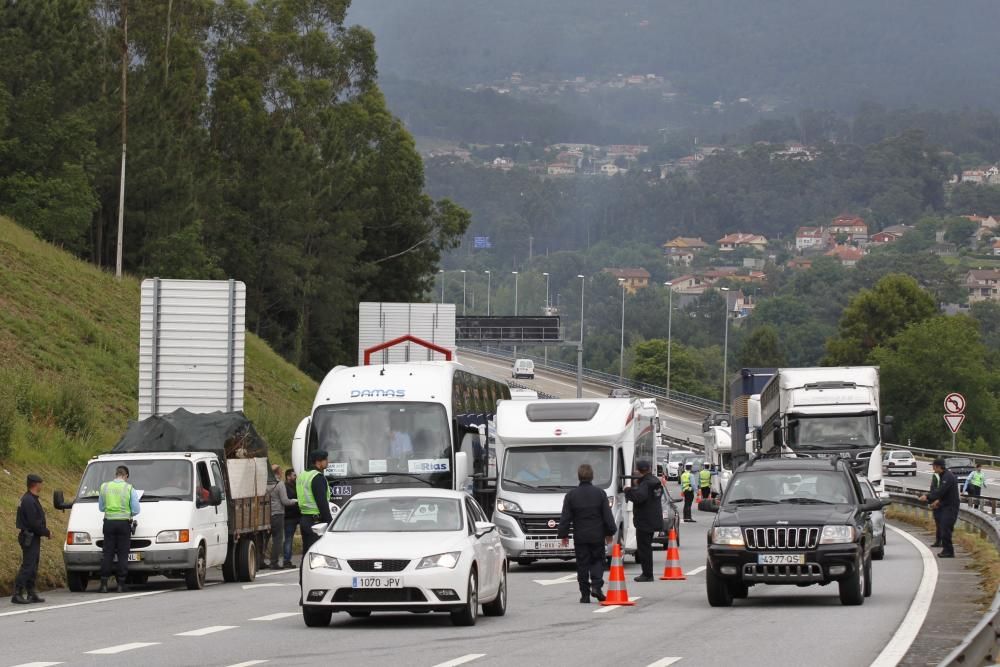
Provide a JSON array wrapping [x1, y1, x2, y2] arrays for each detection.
[[501, 445, 612, 492], [311, 402, 452, 488], [77, 460, 193, 501], [786, 414, 877, 450]]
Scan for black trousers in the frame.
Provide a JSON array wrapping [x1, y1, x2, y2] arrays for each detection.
[[300, 516, 323, 554], [635, 530, 654, 577], [937, 507, 957, 554], [682, 490, 694, 521], [101, 519, 132, 580], [967, 485, 982, 509], [574, 541, 606, 595], [14, 535, 40, 590], [700, 486, 711, 501]]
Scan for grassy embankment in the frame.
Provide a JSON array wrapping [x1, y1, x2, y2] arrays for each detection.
[[0, 218, 318, 593]]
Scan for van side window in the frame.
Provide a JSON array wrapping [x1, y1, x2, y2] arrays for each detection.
[[210, 460, 226, 499], [196, 462, 211, 502]]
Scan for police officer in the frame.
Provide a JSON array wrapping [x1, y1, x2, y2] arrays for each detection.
[[929, 469, 942, 547], [297, 450, 333, 554], [680, 462, 695, 522], [625, 460, 662, 582], [963, 463, 987, 510], [921, 458, 959, 558], [99, 465, 141, 593], [13, 474, 50, 604], [558, 464, 617, 603], [699, 461, 712, 501]]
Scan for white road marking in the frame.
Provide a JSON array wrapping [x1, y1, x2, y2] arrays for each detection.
[[242, 583, 298, 590], [255, 569, 297, 579], [9, 662, 64, 667], [684, 566, 706, 576], [430, 654, 486, 667], [175, 625, 239, 637], [593, 596, 641, 613], [225, 662, 268, 667], [0, 589, 170, 618], [86, 642, 161, 655], [532, 574, 577, 586], [646, 659, 682, 667], [869, 524, 939, 667], [250, 612, 299, 621]]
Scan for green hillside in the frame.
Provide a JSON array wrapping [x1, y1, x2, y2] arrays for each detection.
[[0, 217, 318, 592]]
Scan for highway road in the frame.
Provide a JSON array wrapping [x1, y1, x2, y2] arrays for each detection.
[[0, 515, 932, 667]]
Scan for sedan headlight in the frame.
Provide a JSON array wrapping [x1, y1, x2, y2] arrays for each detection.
[[66, 531, 91, 545], [712, 527, 745, 546], [496, 497, 522, 513], [156, 529, 190, 544], [417, 551, 462, 570], [820, 525, 855, 544], [309, 554, 342, 570]]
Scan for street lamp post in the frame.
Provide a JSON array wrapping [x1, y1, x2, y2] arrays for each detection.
[[577, 274, 585, 398], [512, 271, 519, 358], [721, 287, 730, 409], [484, 270, 491, 316], [618, 278, 626, 381], [439, 269, 444, 304], [461, 270, 467, 316], [543, 272, 550, 367], [665, 282, 673, 399]]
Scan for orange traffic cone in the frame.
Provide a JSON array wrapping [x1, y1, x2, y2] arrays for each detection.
[[659, 528, 686, 580], [600, 542, 636, 606]]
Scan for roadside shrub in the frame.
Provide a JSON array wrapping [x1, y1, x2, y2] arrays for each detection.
[[0, 395, 14, 460], [53, 383, 93, 437]]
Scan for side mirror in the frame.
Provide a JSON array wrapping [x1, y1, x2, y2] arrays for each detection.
[[879, 499, 892, 509], [859, 501, 884, 512], [882, 417, 895, 444], [210, 486, 223, 506], [454, 451, 470, 491], [474, 521, 496, 537], [53, 490, 74, 511], [656, 464, 664, 476], [291, 417, 310, 476], [311, 522, 329, 537]]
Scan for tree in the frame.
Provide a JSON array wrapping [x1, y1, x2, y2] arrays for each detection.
[[824, 273, 937, 365], [738, 325, 786, 368], [943, 216, 979, 247], [631, 339, 719, 400]]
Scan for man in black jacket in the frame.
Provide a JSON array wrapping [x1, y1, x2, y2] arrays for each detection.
[[921, 458, 960, 558], [625, 460, 663, 582], [13, 474, 51, 604], [559, 464, 617, 603]]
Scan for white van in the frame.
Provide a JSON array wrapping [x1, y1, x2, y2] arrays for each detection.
[[512, 358, 535, 379]]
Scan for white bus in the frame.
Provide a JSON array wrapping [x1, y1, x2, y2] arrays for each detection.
[[292, 358, 511, 514]]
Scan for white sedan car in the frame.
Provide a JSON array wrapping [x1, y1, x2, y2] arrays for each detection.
[[882, 450, 917, 476], [301, 489, 507, 628]]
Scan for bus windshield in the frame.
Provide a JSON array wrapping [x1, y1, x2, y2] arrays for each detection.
[[311, 402, 452, 487], [501, 445, 613, 492]]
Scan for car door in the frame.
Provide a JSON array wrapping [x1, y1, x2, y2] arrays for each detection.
[[472, 498, 503, 587], [206, 459, 228, 565], [465, 497, 496, 594]]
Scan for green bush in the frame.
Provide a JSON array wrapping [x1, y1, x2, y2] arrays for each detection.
[[53, 384, 93, 437], [0, 395, 15, 460]]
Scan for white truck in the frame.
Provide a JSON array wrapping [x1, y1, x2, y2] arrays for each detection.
[[56, 410, 271, 591], [704, 424, 732, 497], [491, 398, 657, 565], [758, 367, 892, 472]]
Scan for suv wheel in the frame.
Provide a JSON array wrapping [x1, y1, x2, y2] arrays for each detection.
[[728, 581, 749, 599], [863, 555, 873, 598], [706, 563, 734, 607], [838, 554, 865, 606]]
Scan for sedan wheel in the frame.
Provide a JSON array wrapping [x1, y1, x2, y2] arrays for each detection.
[[483, 566, 507, 616], [451, 571, 479, 626]]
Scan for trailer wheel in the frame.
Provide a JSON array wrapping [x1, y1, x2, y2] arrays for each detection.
[[236, 536, 257, 582], [222, 541, 238, 583]]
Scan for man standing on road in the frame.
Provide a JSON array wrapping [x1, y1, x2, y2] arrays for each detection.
[[963, 463, 986, 510], [929, 470, 942, 547], [921, 458, 959, 558], [558, 464, 617, 603], [625, 460, 662, 582], [680, 462, 695, 523], [264, 464, 297, 569], [282, 468, 300, 568], [298, 450, 333, 554], [699, 461, 712, 501], [12, 474, 51, 604], [98, 465, 141, 593]]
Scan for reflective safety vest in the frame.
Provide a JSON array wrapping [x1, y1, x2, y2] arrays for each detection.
[[297, 469, 329, 516], [969, 470, 985, 488], [680, 470, 693, 492], [101, 480, 133, 520], [699, 469, 712, 487]]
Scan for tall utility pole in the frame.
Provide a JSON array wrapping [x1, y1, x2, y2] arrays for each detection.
[[577, 274, 585, 398], [461, 270, 467, 315], [512, 271, 519, 359], [543, 272, 550, 367], [721, 287, 731, 409], [665, 282, 674, 399], [484, 270, 491, 316], [439, 270, 444, 303], [618, 279, 627, 381], [115, 0, 129, 279]]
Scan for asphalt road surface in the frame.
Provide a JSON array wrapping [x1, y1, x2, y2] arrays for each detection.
[[0, 513, 928, 667]]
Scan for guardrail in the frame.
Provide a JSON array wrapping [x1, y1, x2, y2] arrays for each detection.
[[459, 345, 724, 413], [885, 442, 1000, 466], [886, 484, 1000, 666]]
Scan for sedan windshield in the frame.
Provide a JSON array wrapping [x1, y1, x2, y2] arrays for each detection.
[[947, 458, 973, 468], [725, 471, 854, 505], [501, 445, 612, 491], [331, 497, 463, 532], [77, 460, 193, 501]]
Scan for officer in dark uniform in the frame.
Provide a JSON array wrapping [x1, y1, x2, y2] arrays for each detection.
[[13, 473, 51, 604], [921, 458, 959, 558], [559, 463, 617, 603], [625, 459, 663, 582]]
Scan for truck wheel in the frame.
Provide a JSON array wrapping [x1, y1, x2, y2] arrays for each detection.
[[706, 564, 734, 607], [222, 541, 238, 583], [236, 536, 257, 582], [185, 545, 207, 590], [838, 555, 865, 606], [66, 570, 89, 593], [303, 607, 332, 627]]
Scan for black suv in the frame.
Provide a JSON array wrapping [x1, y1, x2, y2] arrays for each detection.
[[705, 457, 887, 607]]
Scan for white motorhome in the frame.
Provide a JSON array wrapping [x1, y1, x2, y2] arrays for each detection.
[[491, 399, 655, 565], [704, 424, 732, 497]]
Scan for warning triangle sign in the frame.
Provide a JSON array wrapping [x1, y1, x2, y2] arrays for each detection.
[[943, 413, 965, 434]]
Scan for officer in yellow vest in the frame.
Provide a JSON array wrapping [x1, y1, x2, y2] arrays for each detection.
[[297, 450, 333, 553], [963, 463, 987, 510], [698, 462, 713, 502], [98, 465, 141, 593], [680, 463, 695, 522]]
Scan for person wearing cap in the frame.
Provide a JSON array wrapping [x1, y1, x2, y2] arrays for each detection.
[[13, 474, 51, 604], [699, 461, 712, 502], [558, 464, 617, 603], [624, 459, 663, 582], [680, 462, 695, 522], [297, 450, 333, 553], [920, 458, 959, 558]]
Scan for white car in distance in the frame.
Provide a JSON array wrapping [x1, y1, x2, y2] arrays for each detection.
[[301, 489, 507, 628], [882, 450, 917, 477]]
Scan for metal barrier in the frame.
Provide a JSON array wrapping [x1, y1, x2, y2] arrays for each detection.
[[884, 443, 1000, 466], [886, 484, 1000, 666], [459, 346, 724, 414]]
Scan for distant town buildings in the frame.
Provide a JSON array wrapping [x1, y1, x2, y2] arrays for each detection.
[[965, 269, 1000, 303], [717, 233, 768, 252], [603, 267, 651, 293]]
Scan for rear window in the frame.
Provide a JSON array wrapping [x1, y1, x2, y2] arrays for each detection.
[[526, 402, 599, 422]]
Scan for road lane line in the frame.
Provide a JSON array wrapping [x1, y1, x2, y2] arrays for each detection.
[[869, 524, 939, 667], [684, 566, 706, 576], [250, 612, 299, 621], [85, 642, 161, 655], [225, 662, 268, 667], [430, 654, 486, 667], [0, 589, 171, 618], [532, 574, 577, 586], [242, 583, 298, 590], [255, 569, 298, 579], [593, 596, 641, 613], [646, 659, 682, 667], [9, 662, 64, 667], [175, 625, 239, 637]]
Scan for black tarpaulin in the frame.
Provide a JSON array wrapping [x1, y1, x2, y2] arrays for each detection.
[[112, 408, 269, 460]]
